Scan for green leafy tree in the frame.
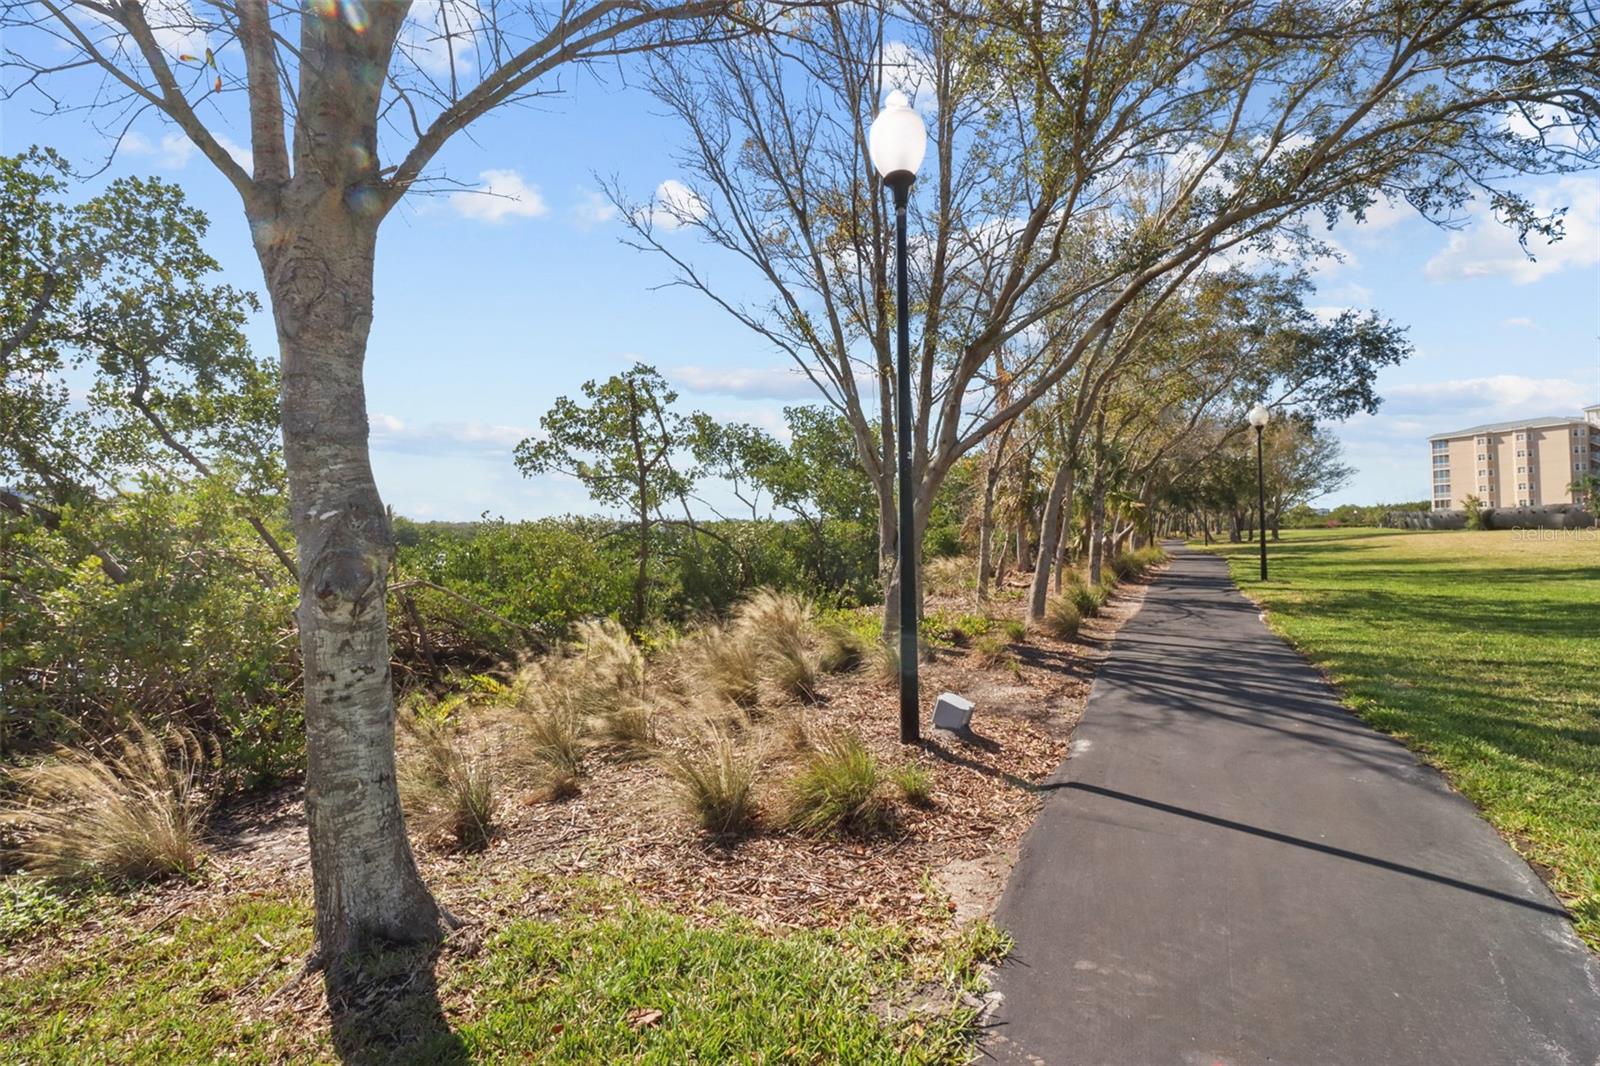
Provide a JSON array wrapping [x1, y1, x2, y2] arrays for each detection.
[[1570, 472, 1600, 508], [0, 149, 289, 577], [515, 365, 698, 631]]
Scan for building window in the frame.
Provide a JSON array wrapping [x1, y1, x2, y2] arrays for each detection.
[[1432, 440, 1448, 452]]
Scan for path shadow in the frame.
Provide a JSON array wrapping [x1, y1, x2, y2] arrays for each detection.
[[326, 942, 469, 1065], [922, 726, 1058, 794], [1065, 782, 1571, 920]]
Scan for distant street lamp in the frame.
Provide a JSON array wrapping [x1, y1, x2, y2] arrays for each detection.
[[1248, 403, 1271, 580], [869, 89, 927, 744]]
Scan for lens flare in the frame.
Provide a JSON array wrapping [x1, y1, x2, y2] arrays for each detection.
[[339, 1, 370, 33], [345, 185, 383, 217]]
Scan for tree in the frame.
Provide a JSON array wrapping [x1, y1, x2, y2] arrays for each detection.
[[1262, 419, 1356, 538], [515, 365, 697, 631], [2, 0, 777, 974], [1569, 471, 1600, 508], [620, 0, 1599, 637], [0, 148, 288, 577]]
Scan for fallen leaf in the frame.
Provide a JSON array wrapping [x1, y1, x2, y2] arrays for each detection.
[[627, 1008, 664, 1030]]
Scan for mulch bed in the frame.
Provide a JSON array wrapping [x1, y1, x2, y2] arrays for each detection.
[[3, 571, 1156, 979]]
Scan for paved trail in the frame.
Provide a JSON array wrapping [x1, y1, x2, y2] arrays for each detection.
[[986, 547, 1600, 1066]]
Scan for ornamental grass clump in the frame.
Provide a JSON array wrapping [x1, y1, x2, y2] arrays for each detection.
[[971, 631, 1015, 670], [1043, 596, 1082, 640], [663, 729, 759, 837], [688, 623, 763, 710], [785, 732, 886, 837], [890, 762, 934, 808], [817, 621, 869, 674], [733, 589, 818, 703], [1, 723, 215, 883], [400, 717, 498, 851]]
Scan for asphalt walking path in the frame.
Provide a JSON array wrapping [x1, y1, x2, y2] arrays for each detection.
[[985, 546, 1600, 1066]]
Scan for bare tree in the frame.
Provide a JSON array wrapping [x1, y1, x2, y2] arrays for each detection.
[[1, 0, 775, 975]]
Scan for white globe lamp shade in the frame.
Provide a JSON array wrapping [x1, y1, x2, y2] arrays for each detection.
[[1248, 404, 1271, 429], [868, 90, 927, 181]]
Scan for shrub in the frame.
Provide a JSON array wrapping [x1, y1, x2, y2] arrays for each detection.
[[663, 731, 758, 837], [1042, 597, 1082, 640], [399, 718, 498, 851], [1002, 619, 1027, 641], [733, 589, 818, 703], [785, 733, 886, 837], [818, 622, 869, 673], [1, 724, 215, 883], [890, 763, 934, 808], [971, 632, 1015, 670]]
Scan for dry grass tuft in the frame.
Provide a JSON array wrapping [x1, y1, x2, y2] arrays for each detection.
[[733, 589, 819, 703], [662, 728, 759, 837], [785, 732, 886, 837], [1042, 596, 1082, 640], [817, 622, 869, 674], [924, 556, 974, 598], [686, 623, 763, 710], [1, 723, 215, 882], [869, 640, 901, 687], [400, 717, 498, 851], [971, 631, 1015, 670]]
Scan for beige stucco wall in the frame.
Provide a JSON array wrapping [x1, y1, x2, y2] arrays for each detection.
[[1431, 420, 1593, 509]]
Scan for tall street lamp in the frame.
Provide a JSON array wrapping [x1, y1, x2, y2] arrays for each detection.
[[869, 89, 927, 744], [1248, 403, 1271, 581]]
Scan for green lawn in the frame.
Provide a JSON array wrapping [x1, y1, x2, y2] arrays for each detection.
[[0, 876, 1004, 1063], [1198, 527, 1600, 947]]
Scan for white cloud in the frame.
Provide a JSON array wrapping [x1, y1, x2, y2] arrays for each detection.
[[637, 179, 707, 232], [398, 1, 482, 78], [880, 41, 934, 113], [371, 414, 534, 456], [572, 189, 618, 226], [1504, 316, 1536, 329], [449, 169, 548, 223], [1423, 176, 1600, 285], [670, 365, 818, 401], [122, 129, 195, 169], [1379, 374, 1589, 419]]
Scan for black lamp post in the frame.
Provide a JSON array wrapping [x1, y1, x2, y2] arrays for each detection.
[[869, 90, 928, 744], [1248, 403, 1271, 580]]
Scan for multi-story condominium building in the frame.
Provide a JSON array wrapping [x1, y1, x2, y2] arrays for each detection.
[[1429, 405, 1598, 510]]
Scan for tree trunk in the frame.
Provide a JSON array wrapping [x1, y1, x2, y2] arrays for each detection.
[[1028, 460, 1074, 621], [1086, 458, 1107, 585], [976, 458, 1001, 602], [1053, 507, 1067, 593], [264, 203, 441, 973]]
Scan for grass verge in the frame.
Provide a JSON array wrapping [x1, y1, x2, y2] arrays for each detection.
[[1197, 527, 1600, 947], [0, 877, 1007, 1063]]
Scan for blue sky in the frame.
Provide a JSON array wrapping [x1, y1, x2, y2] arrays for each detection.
[[6, 43, 1598, 519]]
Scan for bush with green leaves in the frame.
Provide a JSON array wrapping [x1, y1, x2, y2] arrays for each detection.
[[1, 475, 299, 786]]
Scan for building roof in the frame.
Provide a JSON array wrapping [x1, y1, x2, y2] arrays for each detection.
[[1428, 415, 1587, 441]]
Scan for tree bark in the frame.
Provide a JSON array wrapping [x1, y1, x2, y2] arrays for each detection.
[[260, 194, 441, 974], [1087, 478, 1107, 586]]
